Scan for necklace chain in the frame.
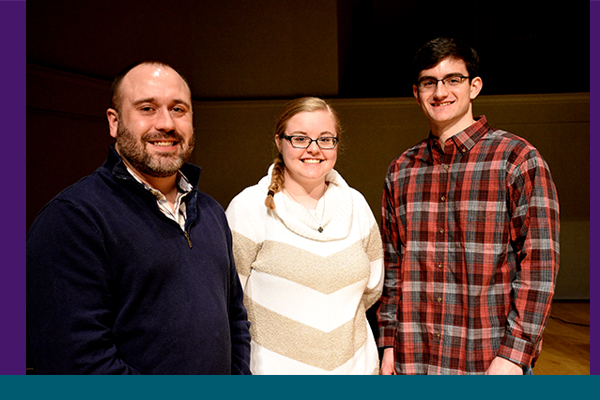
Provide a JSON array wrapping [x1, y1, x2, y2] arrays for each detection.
[[284, 188, 326, 233]]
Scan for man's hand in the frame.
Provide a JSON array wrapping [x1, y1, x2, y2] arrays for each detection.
[[380, 347, 396, 375], [486, 356, 523, 375]]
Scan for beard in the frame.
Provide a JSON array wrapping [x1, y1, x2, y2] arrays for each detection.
[[115, 123, 195, 178]]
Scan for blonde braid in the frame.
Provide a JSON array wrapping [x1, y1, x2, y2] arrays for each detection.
[[264, 155, 286, 210]]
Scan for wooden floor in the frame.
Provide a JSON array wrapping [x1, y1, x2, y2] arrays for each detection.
[[534, 301, 590, 375]]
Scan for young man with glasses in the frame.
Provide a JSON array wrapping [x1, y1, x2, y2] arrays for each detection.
[[376, 37, 560, 375]]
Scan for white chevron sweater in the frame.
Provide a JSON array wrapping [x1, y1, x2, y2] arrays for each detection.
[[225, 165, 384, 374]]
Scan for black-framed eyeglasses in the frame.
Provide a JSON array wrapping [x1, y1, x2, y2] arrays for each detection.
[[417, 74, 469, 91], [281, 134, 339, 149]]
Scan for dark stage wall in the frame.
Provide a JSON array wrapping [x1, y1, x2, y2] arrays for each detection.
[[27, 1, 590, 300]]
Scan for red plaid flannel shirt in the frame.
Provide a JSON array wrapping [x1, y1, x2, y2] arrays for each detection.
[[377, 116, 560, 374]]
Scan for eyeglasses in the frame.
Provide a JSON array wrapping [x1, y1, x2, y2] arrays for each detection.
[[417, 74, 469, 91], [281, 134, 339, 149]]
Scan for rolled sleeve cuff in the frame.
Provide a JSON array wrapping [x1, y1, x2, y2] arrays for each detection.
[[376, 327, 397, 349], [496, 334, 537, 368]]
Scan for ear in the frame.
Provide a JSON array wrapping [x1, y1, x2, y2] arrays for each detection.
[[107, 108, 119, 139], [412, 84, 421, 105], [469, 77, 483, 100], [274, 134, 282, 153]]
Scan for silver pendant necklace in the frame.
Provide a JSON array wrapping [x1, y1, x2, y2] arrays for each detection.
[[284, 188, 326, 233]]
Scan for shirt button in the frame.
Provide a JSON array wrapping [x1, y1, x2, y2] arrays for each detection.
[[461, 147, 467, 153], [442, 164, 449, 170], [437, 297, 442, 303], [438, 263, 443, 269], [440, 195, 446, 201], [436, 333, 441, 338], [439, 228, 445, 234]]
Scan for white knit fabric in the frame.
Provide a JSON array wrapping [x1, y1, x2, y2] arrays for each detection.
[[225, 165, 384, 374]]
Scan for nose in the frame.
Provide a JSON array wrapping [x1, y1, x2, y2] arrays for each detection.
[[155, 108, 176, 132], [305, 139, 321, 152], [433, 80, 449, 98]]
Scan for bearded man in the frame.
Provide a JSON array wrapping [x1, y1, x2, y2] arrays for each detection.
[[26, 61, 251, 375]]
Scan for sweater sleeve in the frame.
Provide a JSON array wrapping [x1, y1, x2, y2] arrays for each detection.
[[26, 199, 140, 374], [225, 193, 263, 289], [223, 214, 253, 375]]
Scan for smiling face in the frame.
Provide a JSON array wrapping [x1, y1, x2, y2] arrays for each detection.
[[413, 57, 482, 139], [107, 63, 195, 179], [276, 110, 338, 191]]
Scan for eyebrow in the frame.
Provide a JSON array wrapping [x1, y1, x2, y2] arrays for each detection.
[[289, 131, 336, 137], [419, 72, 466, 81], [132, 98, 192, 109]]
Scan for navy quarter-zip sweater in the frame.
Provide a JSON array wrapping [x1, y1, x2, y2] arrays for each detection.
[[27, 146, 251, 374]]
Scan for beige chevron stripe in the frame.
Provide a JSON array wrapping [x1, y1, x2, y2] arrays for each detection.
[[251, 240, 370, 294], [363, 223, 384, 262], [231, 231, 261, 277], [246, 299, 368, 371], [362, 284, 382, 311]]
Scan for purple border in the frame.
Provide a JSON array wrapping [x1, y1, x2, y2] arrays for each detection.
[[3, 0, 595, 380], [591, 0, 598, 376], [1, 0, 25, 375]]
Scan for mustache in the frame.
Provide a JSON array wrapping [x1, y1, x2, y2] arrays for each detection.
[[142, 131, 185, 142]]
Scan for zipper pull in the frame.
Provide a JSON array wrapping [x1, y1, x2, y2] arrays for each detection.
[[184, 231, 193, 248]]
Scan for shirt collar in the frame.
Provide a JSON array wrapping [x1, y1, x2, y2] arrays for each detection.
[[428, 115, 489, 155], [125, 166, 193, 200], [449, 115, 489, 154]]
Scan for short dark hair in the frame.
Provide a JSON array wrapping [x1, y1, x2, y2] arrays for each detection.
[[109, 60, 190, 111], [413, 37, 480, 83]]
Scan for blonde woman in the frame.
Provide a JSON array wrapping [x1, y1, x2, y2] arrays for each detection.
[[225, 97, 383, 374]]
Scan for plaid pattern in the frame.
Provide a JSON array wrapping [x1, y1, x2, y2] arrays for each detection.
[[376, 116, 560, 374]]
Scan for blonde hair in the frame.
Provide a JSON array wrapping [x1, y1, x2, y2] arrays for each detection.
[[264, 97, 342, 210]]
